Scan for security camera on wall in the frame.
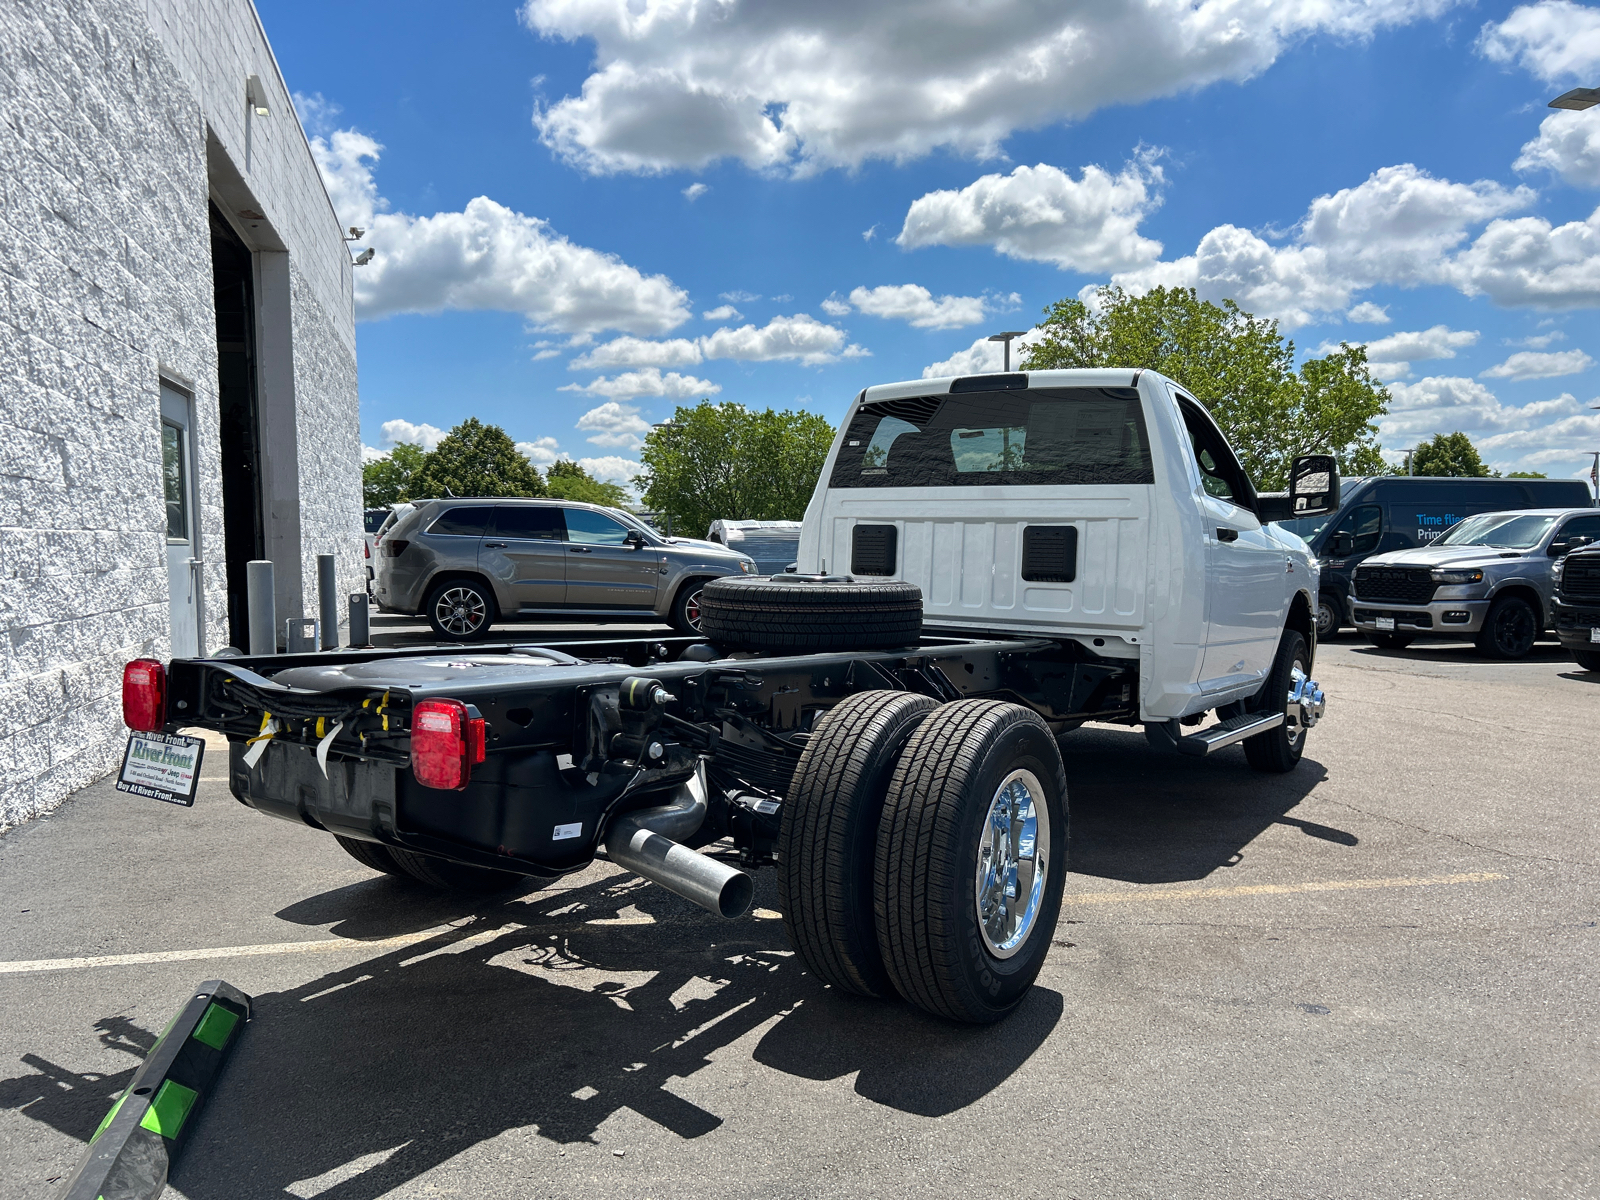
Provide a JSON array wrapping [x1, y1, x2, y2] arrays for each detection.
[[352, 248, 375, 266]]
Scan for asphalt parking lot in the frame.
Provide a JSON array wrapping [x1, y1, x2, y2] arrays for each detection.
[[2, 626, 1596, 1199]]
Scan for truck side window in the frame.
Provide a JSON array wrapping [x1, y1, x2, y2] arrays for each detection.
[[1556, 514, 1600, 549], [1175, 394, 1251, 507], [1331, 504, 1382, 554]]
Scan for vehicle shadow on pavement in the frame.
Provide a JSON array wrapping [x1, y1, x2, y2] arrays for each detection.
[[136, 871, 1063, 1199], [1060, 726, 1342, 885], [0, 1016, 159, 1148]]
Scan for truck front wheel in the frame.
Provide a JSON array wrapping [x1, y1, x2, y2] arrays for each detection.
[[875, 699, 1068, 1024], [1242, 630, 1311, 774], [779, 690, 939, 998]]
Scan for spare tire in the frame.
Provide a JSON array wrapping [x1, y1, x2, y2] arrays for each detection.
[[699, 575, 923, 652]]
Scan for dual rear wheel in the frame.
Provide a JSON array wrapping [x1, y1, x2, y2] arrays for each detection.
[[779, 691, 1068, 1024]]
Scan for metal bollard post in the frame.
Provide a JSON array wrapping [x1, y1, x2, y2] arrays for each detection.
[[348, 593, 372, 648], [317, 553, 338, 649], [246, 560, 276, 655], [283, 617, 319, 654]]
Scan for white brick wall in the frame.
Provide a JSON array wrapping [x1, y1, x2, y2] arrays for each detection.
[[0, 0, 361, 829]]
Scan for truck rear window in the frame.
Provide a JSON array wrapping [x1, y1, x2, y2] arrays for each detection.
[[830, 387, 1154, 489]]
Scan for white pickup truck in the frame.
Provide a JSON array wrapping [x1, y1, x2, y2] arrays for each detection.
[[126, 366, 1337, 1026], [795, 366, 1332, 765]]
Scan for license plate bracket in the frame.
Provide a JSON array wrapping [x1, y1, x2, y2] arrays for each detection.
[[1375, 616, 1396, 632], [116, 731, 206, 807]]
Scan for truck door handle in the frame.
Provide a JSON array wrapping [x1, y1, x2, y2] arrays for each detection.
[[483, 541, 507, 548], [569, 546, 591, 553], [1216, 528, 1239, 543]]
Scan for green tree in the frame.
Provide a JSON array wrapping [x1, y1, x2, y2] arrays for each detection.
[[1411, 431, 1490, 477], [409, 418, 548, 499], [545, 458, 629, 507], [362, 442, 428, 508], [1505, 470, 1547, 479], [637, 401, 835, 535], [1022, 286, 1389, 489]]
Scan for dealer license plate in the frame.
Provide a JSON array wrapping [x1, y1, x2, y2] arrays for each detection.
[[1375, 616, 1395, 632], [116, 731, 205, 807]]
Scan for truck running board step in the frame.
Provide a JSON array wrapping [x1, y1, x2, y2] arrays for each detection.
[[1175, 711, 1285, 756]]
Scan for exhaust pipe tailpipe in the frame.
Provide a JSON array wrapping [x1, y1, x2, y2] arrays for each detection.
[[604, 768, 754, 919]]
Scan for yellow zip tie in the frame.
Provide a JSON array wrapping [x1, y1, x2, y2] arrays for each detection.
[[316, 717, 326, 738]]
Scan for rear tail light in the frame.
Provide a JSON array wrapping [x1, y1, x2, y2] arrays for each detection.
[[365, 541, 371, 559], [123, 659, 167, 732], [410, 699, 487, 790], [385, 540, 409, 557]]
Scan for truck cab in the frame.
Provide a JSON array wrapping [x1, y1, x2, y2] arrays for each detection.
[[797, 368, 1329, 722]]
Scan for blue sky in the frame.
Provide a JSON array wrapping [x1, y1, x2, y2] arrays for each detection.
[[257, 0, 1600, 488]]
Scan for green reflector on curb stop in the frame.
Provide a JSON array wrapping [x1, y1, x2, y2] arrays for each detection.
[[138, 1079, 198, 1138], [192, 1002, 239, 1050], [90, 1094, 127, 1144]]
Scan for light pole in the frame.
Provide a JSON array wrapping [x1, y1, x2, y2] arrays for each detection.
[[986, 331, 1029, 372]]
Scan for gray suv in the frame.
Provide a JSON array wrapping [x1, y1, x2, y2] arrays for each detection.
[[373, 498, 759, 639]]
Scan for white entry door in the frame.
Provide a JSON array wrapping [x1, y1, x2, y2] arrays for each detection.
[[161, 385, 202, 658]]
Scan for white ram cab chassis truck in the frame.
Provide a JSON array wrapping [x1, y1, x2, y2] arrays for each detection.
[[797, 367, 1332, 747], [120, 367, 1335, 1025]]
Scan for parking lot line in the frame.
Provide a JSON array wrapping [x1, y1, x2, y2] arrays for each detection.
[[1063, 870, 1507, 905], [0, 872, 1508, 976]]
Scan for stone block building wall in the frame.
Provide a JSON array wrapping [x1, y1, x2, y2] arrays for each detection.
[[0, 0, 361, 829]]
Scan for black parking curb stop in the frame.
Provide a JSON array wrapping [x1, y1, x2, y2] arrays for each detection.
[[57, 980, 251, 1200]]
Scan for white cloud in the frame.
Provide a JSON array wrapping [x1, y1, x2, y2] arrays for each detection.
[[845, 285, 990, 329], [1379, 378, 1600, 475], [700, 314, 861, 364], [720, 290, 760, 303], [380, 419, 447, 450], [701, 305, 742, 321], [361, 444, 389, 463], [522, 0, 1458, 175], [1347, 301, 1391, 324], [570, 336, 703, 370], [1515, 110, 1600, 189], [575, 401, 653, 449], [1477, 1, 1600, 83], [862, 225, 878, 242], [532, 348, 562, 360], [899, 157, 1165, 273], [516, 436, 566, 465], [1326, 325, 1479, 379], [1518, 330, 1567, 348], [577, 455, 643, 486], [303, 107, 692, 335], [565, 314, 863, 375], [1480, 348, 1596, 379], [922, 330, 1045, 378], [820, 295, 853, 317], [1444, 206, 1600, 308], [1105, 164, 1537, 327], [559, 368, 720, 400], [682, 182, 709, 201]]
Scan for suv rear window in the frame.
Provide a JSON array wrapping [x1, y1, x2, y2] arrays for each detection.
[[830, 387, 1154, 489], [427, 506, 492, 536]]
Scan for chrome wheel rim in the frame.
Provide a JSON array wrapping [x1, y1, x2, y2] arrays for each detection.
[[1285, 661, 1308, 747], [684, 588, 704, 631], [974, 769, 1050, 960], [436, 586, 487, 636]]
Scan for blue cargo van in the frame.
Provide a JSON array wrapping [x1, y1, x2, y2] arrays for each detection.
[[1275, 476, 1595, 636]]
